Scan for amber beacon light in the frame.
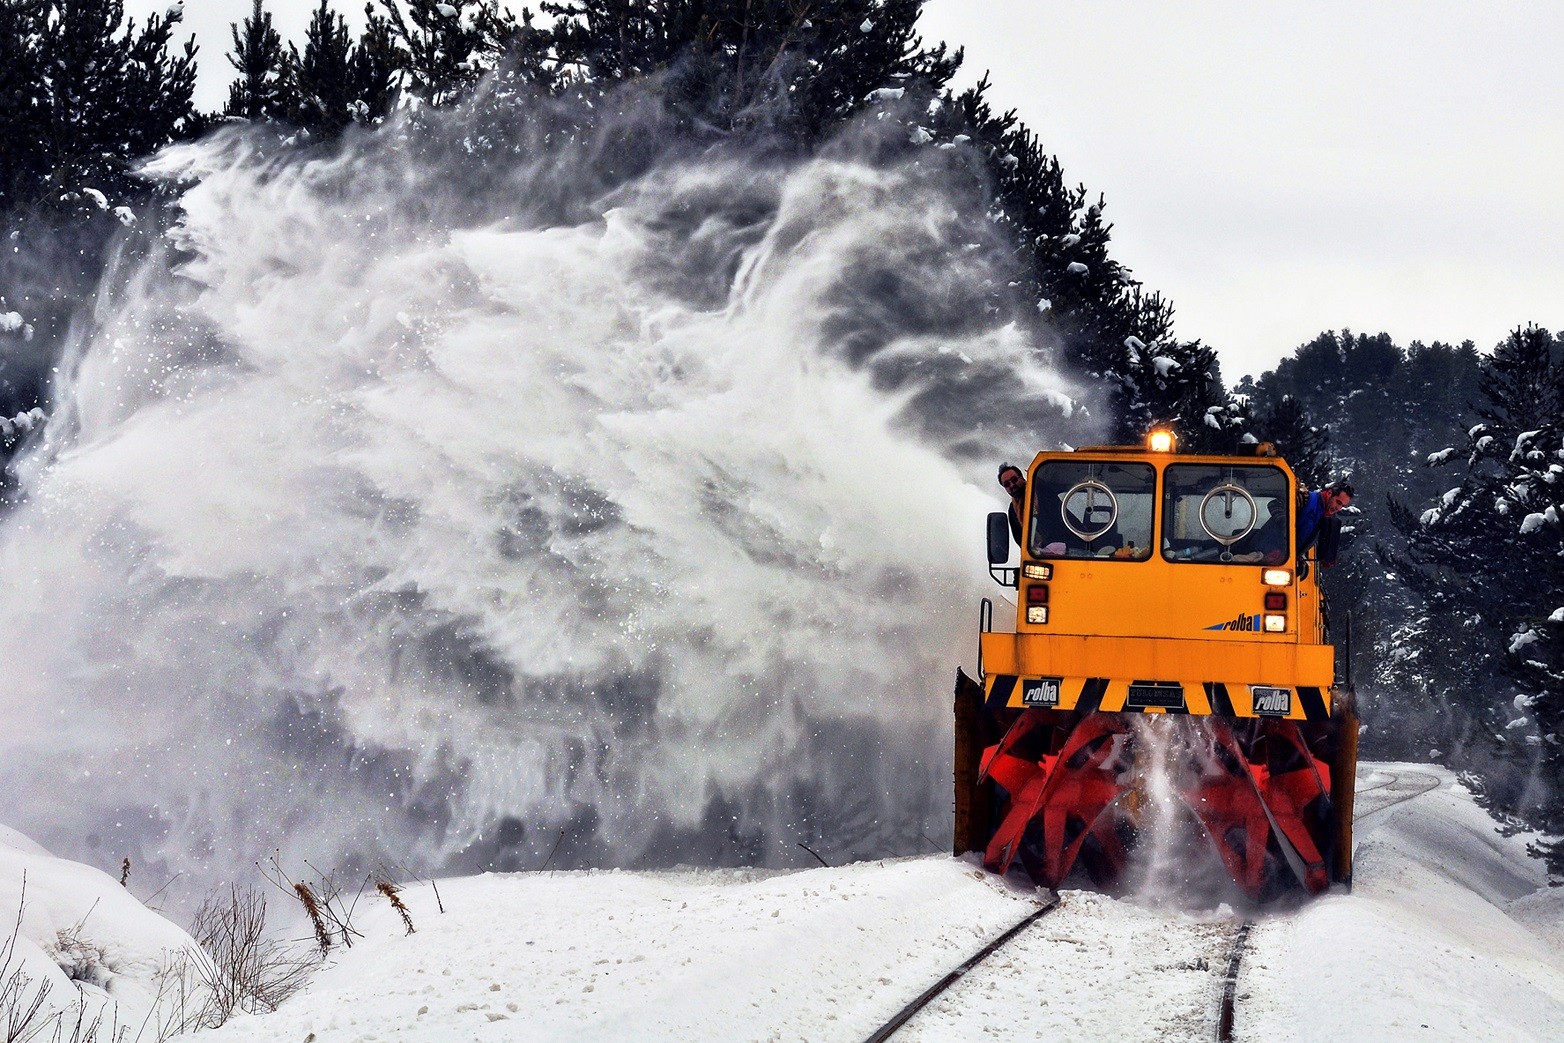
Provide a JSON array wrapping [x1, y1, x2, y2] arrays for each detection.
[[1147, 428, 1176, 453]]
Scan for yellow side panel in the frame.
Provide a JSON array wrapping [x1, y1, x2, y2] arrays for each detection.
[[980, 632, 1335, 689]]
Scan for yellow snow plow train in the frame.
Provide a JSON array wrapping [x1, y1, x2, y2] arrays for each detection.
[[954, 432, 1358, 899]]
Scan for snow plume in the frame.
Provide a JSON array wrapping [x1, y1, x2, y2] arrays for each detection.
[[1124, 717, 1257, 909], [0, 85, 1089, 899]]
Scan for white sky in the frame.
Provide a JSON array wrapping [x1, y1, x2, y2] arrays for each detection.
[[135, 0, 1564, 379]]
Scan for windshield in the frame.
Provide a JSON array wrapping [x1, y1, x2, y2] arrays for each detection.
[[1029, 460, 1156, 560], [1162, 464, 1290, 564]]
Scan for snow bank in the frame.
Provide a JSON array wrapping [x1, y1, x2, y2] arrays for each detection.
[[1242, 768, 1564, 1041], [202, 858, 1046, 1042], [0, 825, 202, 1040]]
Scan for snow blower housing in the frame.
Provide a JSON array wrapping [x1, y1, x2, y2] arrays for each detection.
[[954, 433, 1358, 899]]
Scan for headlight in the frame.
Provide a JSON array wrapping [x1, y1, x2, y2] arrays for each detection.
[[1027, 606, 1049, 624], [1023, 563, 1053, 580], [1262, 569, 1291, 586], [1263, 614, 1286, 632]]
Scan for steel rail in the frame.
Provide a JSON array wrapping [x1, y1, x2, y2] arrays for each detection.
[[861, 895, 1061, 1043], [1353, 770, 1442, 820], [1214, 918, 1255, 1042]]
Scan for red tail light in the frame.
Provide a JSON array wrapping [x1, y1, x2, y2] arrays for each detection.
[[1264, 591, 1287, 611], [1027, 585, 1049, 604]]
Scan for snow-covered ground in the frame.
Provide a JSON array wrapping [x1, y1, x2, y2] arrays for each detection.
[[4, 763, 1561, 1042], [0, 823, 202, 1040]]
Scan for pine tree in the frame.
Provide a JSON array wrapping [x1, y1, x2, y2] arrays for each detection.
[[2, 1, 197, 484], [1248, 394, 1331, 487], [120, 7, 198, 156], [225, 0, 293, 121], [40, 0, 131, 205], [291, 0, 355, 132], [32, 0, 196, 210], [350, 5, 398, 123], [0, 0, 50, 210], [375, 0, 519, 107], [1383, 326, 1564, 876], [531, 0, 958, 138], [934, 79, 1180, 444]]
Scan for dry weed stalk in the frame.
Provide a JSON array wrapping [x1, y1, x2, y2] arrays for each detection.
[[260, 858, 367, 954], [375, 882, 415, 935], [292, 884, 332, 956], [383, 861, 444, 915], [2, 876, 51, 1042]]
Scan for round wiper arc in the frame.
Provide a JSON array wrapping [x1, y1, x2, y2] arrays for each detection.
[[1199, 482, 1258, 560], [1061, 479, 1119, 541]]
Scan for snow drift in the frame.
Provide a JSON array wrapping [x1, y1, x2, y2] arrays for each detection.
[[0, 824, 201, 1038]]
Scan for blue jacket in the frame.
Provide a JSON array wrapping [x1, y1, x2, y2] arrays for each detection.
[[1297, 490, 1344, 566], [1297, 490, 1325, 553]]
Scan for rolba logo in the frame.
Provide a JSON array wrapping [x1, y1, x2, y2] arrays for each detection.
[[1207, 613, 1261, 632], [1022, 677, 1062, 707], [1251, 686, 1291, 716]]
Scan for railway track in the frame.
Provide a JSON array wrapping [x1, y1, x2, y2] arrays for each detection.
[[861, 897, 1060, 1043], [859, 890, 1231, 1041], [1214, 918, 1255, 1043], [865, 767, 1445, 1042], [1352, 768, 1443, 819]]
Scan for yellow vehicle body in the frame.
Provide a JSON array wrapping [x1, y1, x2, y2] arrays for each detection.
[[955, 439, 1358, 899], [981, 447, 1334, 720]]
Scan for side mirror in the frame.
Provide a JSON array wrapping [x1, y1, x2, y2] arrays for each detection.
[[987, 512, 1011, 565]]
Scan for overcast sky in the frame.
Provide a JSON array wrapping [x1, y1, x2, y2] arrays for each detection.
[[132, 0, 1564, 379]]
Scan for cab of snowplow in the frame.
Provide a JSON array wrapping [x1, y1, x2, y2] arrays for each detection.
[[956, 433, 1358, 900], [982, 438, 1334, 721]]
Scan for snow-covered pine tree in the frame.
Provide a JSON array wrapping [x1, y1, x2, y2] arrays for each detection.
[[532, 0, 959, 139], [350, 6, 398, 124], [934, 80, 1183, 445], [29, 0, 196, 210], [1246, 393, 1330, 487], [1136, 339, 1245, 452], [0, 0, 50, 211], [225, 0, 293, 121], [120, 5, 199, 156], [39, 0, 134, 209], [1384, 325, 1564, 876], [376, 0, 519, 107], [2, 0, 195, 465]]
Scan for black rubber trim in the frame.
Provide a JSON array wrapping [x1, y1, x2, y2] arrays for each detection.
[[1205, 681, 1236, 716], [1075, 677, 1107, 715], [986, 675, 1017, 712], [1297, 686, 1328, 721]]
